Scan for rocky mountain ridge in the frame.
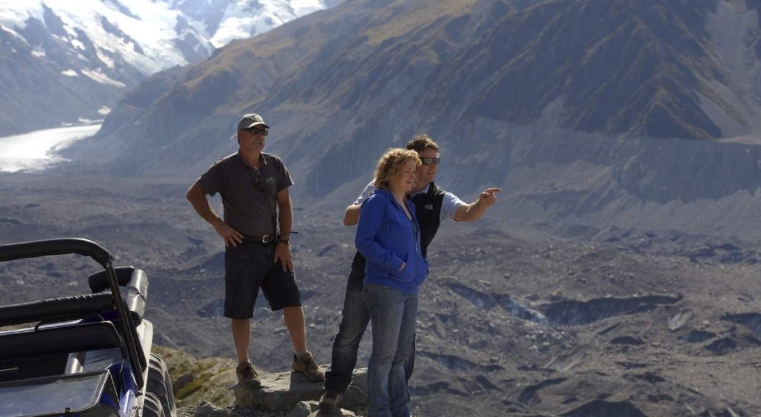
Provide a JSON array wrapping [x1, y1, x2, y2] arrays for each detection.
[[71, 0, 761, 169], [57, 0, 761, 247]]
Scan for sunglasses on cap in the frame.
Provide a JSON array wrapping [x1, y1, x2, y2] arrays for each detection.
[[252, 176, 263, 189], [246, 127, 268, 136], [420, 157, 440, 166]]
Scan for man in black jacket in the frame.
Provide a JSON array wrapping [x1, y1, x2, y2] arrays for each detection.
[[320, 134, 501, 411]]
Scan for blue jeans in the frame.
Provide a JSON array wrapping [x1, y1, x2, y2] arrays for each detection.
[[324, 270, 369, 393], [324, 270, 417, 394], [364, 284, 418, 417]]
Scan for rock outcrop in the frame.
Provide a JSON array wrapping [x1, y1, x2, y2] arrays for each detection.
[[179, 364, 368, 417], [232, 368, 367, 413]]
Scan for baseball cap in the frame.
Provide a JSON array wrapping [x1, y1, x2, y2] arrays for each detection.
[[237, 113, 270, 130]]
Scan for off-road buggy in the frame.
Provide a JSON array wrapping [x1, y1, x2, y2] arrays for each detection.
[[0, 238, 176, 417]]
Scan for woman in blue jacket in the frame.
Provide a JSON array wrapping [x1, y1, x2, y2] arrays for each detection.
[[355, 148, 428, 417]]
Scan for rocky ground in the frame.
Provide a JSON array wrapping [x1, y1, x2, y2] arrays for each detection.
[[1, 175, 760, 416]]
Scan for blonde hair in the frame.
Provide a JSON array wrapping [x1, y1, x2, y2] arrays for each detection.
[[373, 148, 421, 191]]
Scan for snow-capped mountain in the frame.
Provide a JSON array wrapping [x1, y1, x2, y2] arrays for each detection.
[[0, 0, 339, 136], [175, 0, 341, 48]]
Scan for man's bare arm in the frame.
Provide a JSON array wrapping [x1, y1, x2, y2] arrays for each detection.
[[453, 187, 502, 222], [186, 182, 243, 246], [276, 188, 293, 240], [274, 188, 294, 271], [343, 204, 361, 226]]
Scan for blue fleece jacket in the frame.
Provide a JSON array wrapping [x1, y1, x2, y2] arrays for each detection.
[[355, 189, 429, 294]]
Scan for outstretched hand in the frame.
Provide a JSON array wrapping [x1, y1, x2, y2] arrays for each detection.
[[478, 188, 502, 206]]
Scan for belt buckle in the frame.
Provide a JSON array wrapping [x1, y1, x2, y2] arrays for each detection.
[[261, 235, 272, 243]]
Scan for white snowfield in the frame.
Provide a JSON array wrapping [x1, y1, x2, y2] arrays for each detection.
[[0, 0, 337, 78], [0, 0, 195, 75], [210, 0, 327, 47]]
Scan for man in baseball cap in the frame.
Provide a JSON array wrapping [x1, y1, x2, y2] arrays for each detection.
[[187, 112, 324, 388]]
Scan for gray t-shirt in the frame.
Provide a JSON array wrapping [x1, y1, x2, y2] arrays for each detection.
[[353, 181, 465, 223], [198, 151, 293, 236]]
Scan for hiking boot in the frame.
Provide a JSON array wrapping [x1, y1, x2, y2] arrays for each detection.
[[318, 390, 343, 412], [235, 361, 261, 388], [292, 351, 325, 382]]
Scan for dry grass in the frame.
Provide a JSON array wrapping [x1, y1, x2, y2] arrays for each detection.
[[365, 0, 478, 46]]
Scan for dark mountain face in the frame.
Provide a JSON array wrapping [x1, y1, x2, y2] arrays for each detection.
[[445, 0, 726, 139]]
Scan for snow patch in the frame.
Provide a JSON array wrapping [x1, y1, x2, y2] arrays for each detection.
[[0, 25, 28, 44], [81, 69, 126, 88], [290, 0, 327, 16], [31, 48, 45, 57], [70, 38, 86, 50], [78, 117, 104, 124], [61, 69, 78, 77], [62, 23, 78, 38], [184, 16, 212, 39], [211, 16, 262, 47], [96, 50, 116, 69], [209, 0, 327, 48], [98, 106, 111, 115], [0, 1, 44, 31]]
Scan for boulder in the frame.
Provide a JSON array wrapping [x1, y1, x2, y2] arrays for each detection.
[[284, 401, 358, 417], [194, 401, 241, 417]]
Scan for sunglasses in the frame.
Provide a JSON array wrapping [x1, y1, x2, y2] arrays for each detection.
[[246, 127, 268, 136], [420, 157, 440, 166]]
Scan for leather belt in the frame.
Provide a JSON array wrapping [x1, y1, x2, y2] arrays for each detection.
[[242, 234, 274, 243]]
